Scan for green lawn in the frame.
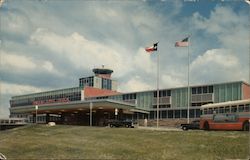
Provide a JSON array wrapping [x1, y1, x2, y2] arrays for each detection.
[[0, 125, 249, 160]]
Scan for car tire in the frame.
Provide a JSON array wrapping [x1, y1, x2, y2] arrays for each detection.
[[204, 121, 210, 131], [182, 126, 188, 131], [110, 124, 114, 128], [242, 121, 249, 131]]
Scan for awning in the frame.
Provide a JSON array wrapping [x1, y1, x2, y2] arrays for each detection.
[[10, 99, 149, 114]]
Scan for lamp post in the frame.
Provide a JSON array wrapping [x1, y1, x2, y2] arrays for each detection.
[[35, 105, 38, 124], [115, 108, 118, 120], [90, 102, 92, 126]]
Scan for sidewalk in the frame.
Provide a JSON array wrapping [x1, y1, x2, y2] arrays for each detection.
[[136, 126, 182, 131]]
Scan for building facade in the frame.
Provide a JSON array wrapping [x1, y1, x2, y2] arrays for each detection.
[[9, 67, 250, 126], [89, 81, 250, 120]]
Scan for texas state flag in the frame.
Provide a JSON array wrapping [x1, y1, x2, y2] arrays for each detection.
[[145, 42, 158, 53]]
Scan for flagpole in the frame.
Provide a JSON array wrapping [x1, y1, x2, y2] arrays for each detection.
[[249, 2, 250, 85], [187, 36, 190, 124], [156, 49, 159, 128], [145, 42, 159, 128]]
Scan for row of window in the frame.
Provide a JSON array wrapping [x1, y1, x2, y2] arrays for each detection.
[[192, 86, 213, 94], [79, 77, 94, 87], [32, 93, 81, 101], [96, 96, 108, 100], [29, 115, 61, 123], [79, 76, 113, 90], [10, 92, 81, 107], [152, 105, 171, 108], [102, 78, 112, 90], [151, 103, 207, 108], [153, 90, 171, 97], [202, 104, 250, 115], [122, 93, 136, 100], [149, 109, 201, 119], [12, 87, 82, 100], [151, 86, 213, 98], [0, 119, 27, 124], [10, 114, 28, 118], [192, 102, 211, 107]]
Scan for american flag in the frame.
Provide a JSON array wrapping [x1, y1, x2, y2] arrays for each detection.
[[175, 37, 189, 47]]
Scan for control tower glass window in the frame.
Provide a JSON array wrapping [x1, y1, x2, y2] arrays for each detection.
[[102, 78, 112, 90], [79, 77, 94, 87]]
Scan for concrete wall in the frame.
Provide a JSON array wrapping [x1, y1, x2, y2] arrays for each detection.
[[242, 83, 250, 99]]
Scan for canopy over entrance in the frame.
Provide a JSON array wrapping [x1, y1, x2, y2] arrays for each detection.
[[10, 99, 149, 126]]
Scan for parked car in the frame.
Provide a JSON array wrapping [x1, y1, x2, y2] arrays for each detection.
[[108, 119, 134, 128], [180, 120, 200, 131]]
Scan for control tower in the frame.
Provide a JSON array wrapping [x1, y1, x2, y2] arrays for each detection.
[[92, 65, 113, 79], [79, 66, 117, 91]]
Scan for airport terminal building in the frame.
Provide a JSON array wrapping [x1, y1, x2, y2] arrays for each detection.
[[9, 67, 250, 126]]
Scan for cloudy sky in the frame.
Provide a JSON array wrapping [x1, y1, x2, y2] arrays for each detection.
[[0, 0, 249, 118]]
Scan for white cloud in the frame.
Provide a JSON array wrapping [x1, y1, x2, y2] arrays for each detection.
[[192, 6, 244, 34], [133, 48, 155, 74], [42, 61, 53, 72], [0, 81, 46, 95], [170, 1, 183, 16], [190, 49, 246, 83], [192, 5, 248, 54], [191, 5, 248, 83], [41, 60, 60, 74], [30, 28, 160, 78], [2, 9, 32, 36], [0, 81, 48, 118], [1, 51, 36, 70], [161, 74, 185, 88], [0, 50, 61, 75], [30, 28, 133, 77], [191, 49, 239, 69], [118, 76, 153, 92]]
